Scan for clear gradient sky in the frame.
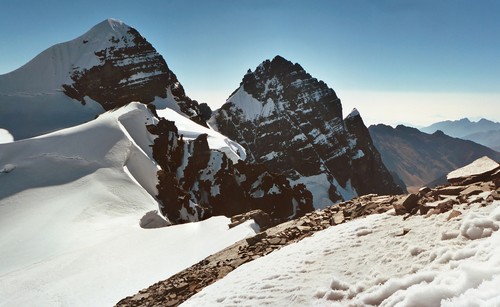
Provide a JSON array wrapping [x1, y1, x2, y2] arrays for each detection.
[[1, 0, 499, 126]]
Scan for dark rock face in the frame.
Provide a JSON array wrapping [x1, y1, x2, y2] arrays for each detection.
[[147, 108, 313, 224], [212, 56, 403, 206], [344, 111, 407, 195], [368, 124, 500, 191], [62, 22, 208, 126]]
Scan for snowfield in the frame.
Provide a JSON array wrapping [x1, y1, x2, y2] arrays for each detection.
[[0, 103, 256, 306], [184, 199, 500, 306]]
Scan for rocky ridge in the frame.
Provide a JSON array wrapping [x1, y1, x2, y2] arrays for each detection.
[[211, 56, 404, 207], [147, 106, 313, 224], [116, 157, 499, 306]]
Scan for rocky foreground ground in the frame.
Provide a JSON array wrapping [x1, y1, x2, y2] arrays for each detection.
[[116, 160, 500, 307]]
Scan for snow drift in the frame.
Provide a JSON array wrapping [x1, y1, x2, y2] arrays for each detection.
[[0, 102, 258, 306]]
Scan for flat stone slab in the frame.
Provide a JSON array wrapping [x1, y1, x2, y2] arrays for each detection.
[[447, 156, 499, 182]]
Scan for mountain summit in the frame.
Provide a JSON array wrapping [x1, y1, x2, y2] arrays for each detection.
[[0, 18, 208, 140], [210, 56, 404, 207]]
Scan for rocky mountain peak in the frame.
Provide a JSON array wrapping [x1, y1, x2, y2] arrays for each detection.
[[212, 57, 404, 207], [61, 19, 208, 125]]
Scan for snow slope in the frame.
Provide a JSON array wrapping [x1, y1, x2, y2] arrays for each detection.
[[184, 199, 500, 306], [0, 18, 207, 141], [0, 19, 130, 140], [0, 102, 255, 306], [0, 19, 129, 94], [157, 107, 245, 163]]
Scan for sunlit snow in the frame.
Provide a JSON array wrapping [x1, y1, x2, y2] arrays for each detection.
[[0, 103, 256, 306], [185, 200, 500, 306]]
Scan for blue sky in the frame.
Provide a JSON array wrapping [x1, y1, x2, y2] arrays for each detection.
[[1, 0, 499, 126]]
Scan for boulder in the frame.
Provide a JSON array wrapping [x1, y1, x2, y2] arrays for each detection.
[[331, 211, 345, 225], [459, 185, 485, 197], [229, 209, 272, 230], [447, 156, 500, 185], [246, 232, 267, 246], [398, 193, 419, 212]]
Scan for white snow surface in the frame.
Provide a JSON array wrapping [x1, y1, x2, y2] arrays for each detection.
[[0, 129, 14, 144], [0, 19, 132, 139], [447, 156, 499, 181], [346, 107, 360, 119], [291, 173, 334, 209], [156, 107, 245, 163], [185, 199, 500, 306], [0, 18, 131, 94], [226, 86, 275, 121], [0, 102, 257, 306]]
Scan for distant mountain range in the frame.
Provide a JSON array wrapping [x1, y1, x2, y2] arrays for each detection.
[[420, 118, 500, 151], [369, 124, 500, 191]]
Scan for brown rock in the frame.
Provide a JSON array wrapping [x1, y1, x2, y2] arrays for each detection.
[[490, 190, 500, 200], [246, 232, 267, 245], [165, 298, 181, 307], [426, 208, 441, 217], [447, 210, 462, 220], [459, 185, 485, 197], [418, 186, 431, 196], [436, 198, 456, 213], [331, 211, 345, 225], [436, 186, 465, 196], [393, 203, 407, 216], [267, 237, 283, 245], [399, 193, 419, 212], [230, 209, 272, 230], [419, 204, 432, 215]]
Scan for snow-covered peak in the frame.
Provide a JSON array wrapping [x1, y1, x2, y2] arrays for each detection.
[[80, 18, 131, 42], [0, 19, 137, 94], [105, 18, 125, 30], [346, 108, 360, 119]]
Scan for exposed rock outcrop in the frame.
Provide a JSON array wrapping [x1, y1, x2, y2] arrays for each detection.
[[116, 160, 500, 307], [147, 107, 313, 224], [447, 156, 500, 186], [211, 56, 403, 207]]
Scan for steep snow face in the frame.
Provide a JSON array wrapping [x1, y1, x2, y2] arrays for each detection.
[[0, 102, 258, 306], [212, 56, 403, 207], [0, 19, 131, 94], [0, 129, 14, 144], [184, 199, 500, 306], [0, 18, 207, 140], [0, 102, 160, 206], [157, 107, 245, 163]]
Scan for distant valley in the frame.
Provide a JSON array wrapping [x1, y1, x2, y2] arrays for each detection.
[[369, 124, 500, 192]]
